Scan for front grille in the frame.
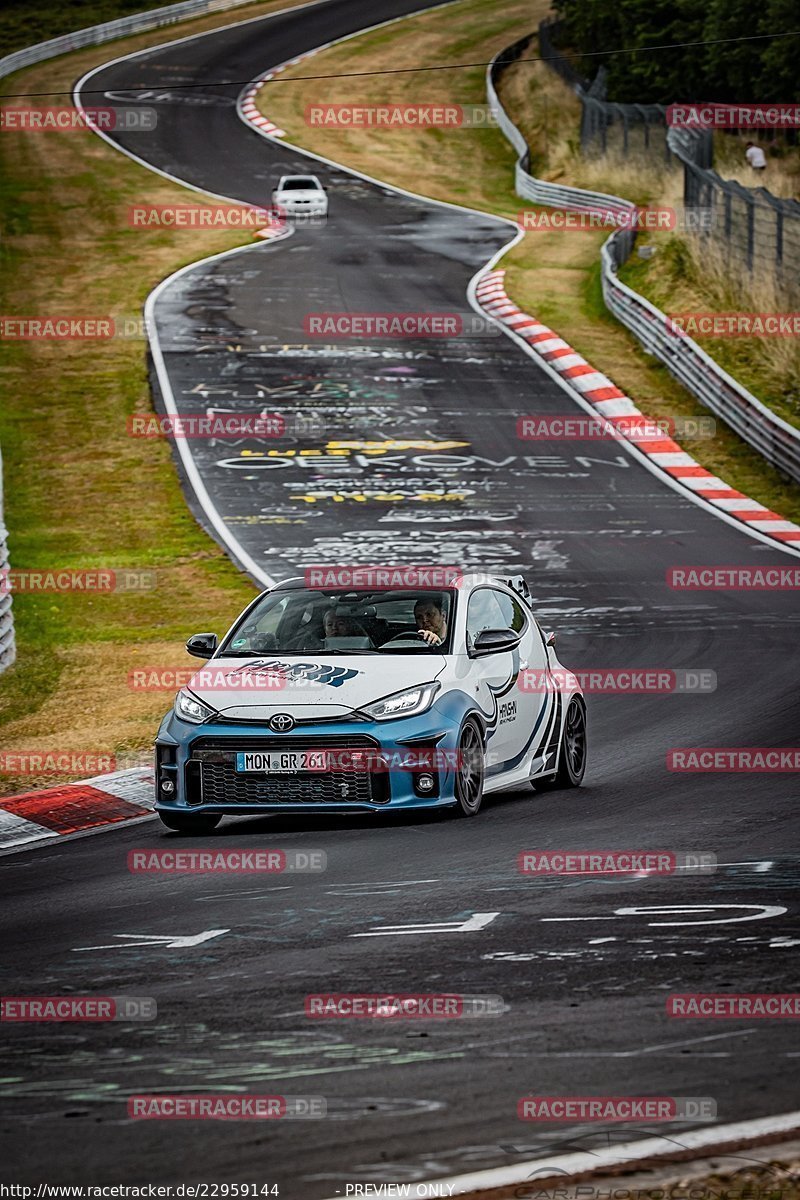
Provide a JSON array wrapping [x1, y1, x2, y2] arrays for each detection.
[[186, 735, 388, 806]]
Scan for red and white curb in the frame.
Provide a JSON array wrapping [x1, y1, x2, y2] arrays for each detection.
[[240, 54, 323, 241], [239, 48, 323, 138], [239, 84, 286, 137], [476, 269, 800, 549], [0, 766, 154, 851]]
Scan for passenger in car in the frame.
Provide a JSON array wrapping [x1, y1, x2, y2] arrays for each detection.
[[323, 610, 367, 639]]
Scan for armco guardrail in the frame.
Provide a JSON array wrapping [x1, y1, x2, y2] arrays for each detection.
[[487, 43, 800, 486], [0, 0, 258, 82], [488, 39, 632, 218], [0, 448, 15, 674]]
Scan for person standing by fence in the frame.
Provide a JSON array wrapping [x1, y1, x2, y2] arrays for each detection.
[[745, 142, 767, 171]]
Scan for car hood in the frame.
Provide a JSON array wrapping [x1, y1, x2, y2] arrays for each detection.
[[185, 654, 447, 721]]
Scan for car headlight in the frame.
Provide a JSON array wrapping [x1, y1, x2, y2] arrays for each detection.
[[359, 682, 440, 721], [175, 689, 216, 724]]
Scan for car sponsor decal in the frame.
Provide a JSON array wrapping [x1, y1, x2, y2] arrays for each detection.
[[228, 659, 361, 688], [486, 691, 556, 779], [482, 647, 523, 737]]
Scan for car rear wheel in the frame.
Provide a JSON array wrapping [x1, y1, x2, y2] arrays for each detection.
[[534, 698, 587, 790], [158, 812, 222, 834], [453, 719, 485, 817]]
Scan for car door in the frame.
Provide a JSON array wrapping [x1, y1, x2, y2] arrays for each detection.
[[493, 589, 552, 772], [465, 587, 521, 773]]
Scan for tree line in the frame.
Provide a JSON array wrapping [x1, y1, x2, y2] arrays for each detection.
[[551, 0, 797, 105]]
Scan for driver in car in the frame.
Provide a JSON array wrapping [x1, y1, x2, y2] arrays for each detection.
[[413, 596, 448, 646]]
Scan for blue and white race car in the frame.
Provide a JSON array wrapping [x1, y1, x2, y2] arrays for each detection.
[[154, 574, 586, 831]]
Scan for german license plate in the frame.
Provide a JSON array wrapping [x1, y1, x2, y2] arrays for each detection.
[[235, 750, 328, 774]]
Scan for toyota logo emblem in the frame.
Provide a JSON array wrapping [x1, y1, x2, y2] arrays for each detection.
[[269, 713, 295, 732]]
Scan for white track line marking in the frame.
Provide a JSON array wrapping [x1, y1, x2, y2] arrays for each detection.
[[352, 911, 500, 938], [318, 1110, 800, 1199]]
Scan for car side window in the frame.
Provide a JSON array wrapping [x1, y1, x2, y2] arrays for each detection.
[[466, 589, 508, 650], [493, 590, 528, 633]]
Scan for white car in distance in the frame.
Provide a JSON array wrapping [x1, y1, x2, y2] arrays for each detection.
[[272, 174, 328, 220]]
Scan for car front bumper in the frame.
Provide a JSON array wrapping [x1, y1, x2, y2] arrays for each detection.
[[276, 202, 327, 218], [155, 706, 464, 815]]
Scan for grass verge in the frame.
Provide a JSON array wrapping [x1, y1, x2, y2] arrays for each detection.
[[0, 0, 308, 796]]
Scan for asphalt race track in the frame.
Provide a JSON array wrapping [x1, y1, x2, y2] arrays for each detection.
[[1, 1, 799, 1194]]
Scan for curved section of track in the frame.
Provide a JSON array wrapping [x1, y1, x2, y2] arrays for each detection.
[[1, 3, 797, 1195]]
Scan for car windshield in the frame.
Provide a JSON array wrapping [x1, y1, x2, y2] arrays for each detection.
[[279, 178, 320, 190], [220, 587, 455, 655]]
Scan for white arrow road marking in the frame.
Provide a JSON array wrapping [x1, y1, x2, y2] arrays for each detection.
[[351, 912, 500, 938], [542, 904, 787, 926], [72, 929, 229, 952]]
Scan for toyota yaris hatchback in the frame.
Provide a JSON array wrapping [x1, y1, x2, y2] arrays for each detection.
[[155, 574, 587, 831]]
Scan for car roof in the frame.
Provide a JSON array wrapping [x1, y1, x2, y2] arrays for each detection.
[[276, 174, 321, 184]]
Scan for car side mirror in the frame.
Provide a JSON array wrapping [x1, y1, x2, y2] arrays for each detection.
[[186, 633, 218, 659], [470, 628, 522, 657], [544, 630, 557, 648]]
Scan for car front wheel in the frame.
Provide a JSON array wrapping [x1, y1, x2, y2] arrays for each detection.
[[453, 719, 485, 817]]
